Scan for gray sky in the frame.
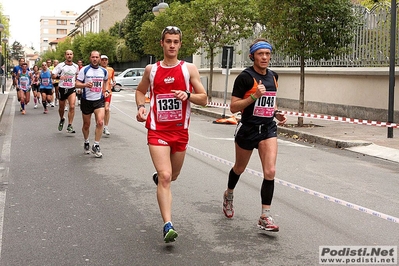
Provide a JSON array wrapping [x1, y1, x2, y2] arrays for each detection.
[[2, 0, 100, 50]]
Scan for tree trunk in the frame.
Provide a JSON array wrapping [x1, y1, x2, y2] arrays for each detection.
[[208, 48, 214, 103], [298, 56, 305, 126]]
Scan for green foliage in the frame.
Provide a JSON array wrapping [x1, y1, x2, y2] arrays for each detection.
[[10, 41, 23, 60], [0, 6, 11, 38], [53, 37, 73, 59], [139, 2, 198, 60], [115, 39, 140, 62], [360, 0, 387, 9], [71, 35, 86, 63], [188, 0, 258, 56], [125, 0, 192, 57], [109, 21, 122, 38], [77, 31, 117, 62], [258, 0, 357, 61], [39, 32, 118, 65]]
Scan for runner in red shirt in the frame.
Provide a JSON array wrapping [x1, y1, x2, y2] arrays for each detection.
[[136, 26, 207, 243]]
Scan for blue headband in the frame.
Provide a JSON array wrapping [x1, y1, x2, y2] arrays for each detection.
[[250, 41, 273, 54]]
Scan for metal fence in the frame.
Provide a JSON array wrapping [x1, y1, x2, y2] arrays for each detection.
[[199, 3, 399, 68]]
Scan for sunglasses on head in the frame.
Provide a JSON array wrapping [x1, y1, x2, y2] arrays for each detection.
[[161, 26, 182, 38]]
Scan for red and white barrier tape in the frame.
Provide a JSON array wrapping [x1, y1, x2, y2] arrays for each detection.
[[188, 145, 399, 224], [206, 102, 398, 128]]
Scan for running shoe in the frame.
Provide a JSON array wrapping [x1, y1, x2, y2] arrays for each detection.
[[58, 118, 65, 131], [257, 215, 279, 232], [223, 191, 234, 218], [50, 102, 55, 107], [43, 109, 48, 114], [84, 142, 90, 154], [163, 222, 178, 243], [103, 128, 110, 135], [65, 106, 68, 111], [152, 172, 158, 185], [34, 104, 38, 109], [21, 110, 26, 115], [66, 125, 76, 133], [91, 145, 103, 158]]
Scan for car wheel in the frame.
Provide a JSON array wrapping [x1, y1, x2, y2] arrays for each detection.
[[113, 84, 122, 92]]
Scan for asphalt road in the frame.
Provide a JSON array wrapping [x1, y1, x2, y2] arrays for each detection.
[[0, 90, 397, 266]]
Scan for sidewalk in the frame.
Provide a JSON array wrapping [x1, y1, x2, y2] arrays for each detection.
[[191, 97, 399, 164]]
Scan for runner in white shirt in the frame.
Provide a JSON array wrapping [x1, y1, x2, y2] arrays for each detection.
[[76, 51, 109, 158], [52, 50, 79, 133]]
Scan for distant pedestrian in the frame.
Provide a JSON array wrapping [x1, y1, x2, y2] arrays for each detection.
[[52, 50, 79, 133], [100, 55, 115, 136], [31, 65, 41, 109], [76, 59, 84, 106], [52, 59, 60, 107], [76, 51, 109, 158], [39, 62, 54, 114], [16, 62, 32, 115], [222, 38, 287, 232], [13, 58, 27, 104]]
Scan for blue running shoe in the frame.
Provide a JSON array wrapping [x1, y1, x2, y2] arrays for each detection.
[[163, 222, 178, 243]]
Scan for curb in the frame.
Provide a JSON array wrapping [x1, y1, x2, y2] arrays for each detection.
[[276, 127, 372, 149], [0, 94, 8, 121], [192, 106, 372, 149]]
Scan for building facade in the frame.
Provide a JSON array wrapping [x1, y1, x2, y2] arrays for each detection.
[[39, 11, 78, 53], [69, 0, 129, 37]]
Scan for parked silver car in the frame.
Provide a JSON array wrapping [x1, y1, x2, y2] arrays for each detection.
[[113, 68, 145, 92]]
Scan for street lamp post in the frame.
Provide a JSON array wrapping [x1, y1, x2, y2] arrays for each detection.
[[0, 21, 4, 94], [152, 0, 169, 16], [2, 36, 8, 94]]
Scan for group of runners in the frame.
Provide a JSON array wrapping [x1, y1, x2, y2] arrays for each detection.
[[12, 50, 115, 158]]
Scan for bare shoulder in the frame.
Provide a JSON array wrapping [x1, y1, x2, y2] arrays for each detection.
[[144, 64, 153, 72], [184, 62, 200, 75]]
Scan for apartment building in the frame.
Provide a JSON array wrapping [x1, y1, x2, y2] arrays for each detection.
[[40, 11, 78, 53], [69, 0, 129, 37]]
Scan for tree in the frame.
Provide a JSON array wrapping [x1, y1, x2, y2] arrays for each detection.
[[258, 0, 357, 126], [139, 2, 198, 60], [75, 32, 117, 63], [125, 0, 192, 59], [186, 0, 258, 102], [10, 41, 24, 60]]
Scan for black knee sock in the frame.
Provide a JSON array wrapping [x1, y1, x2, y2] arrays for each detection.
[[227, 168, 241, 190], [42, 101, 47, 109], [261, 179, 275, 205]]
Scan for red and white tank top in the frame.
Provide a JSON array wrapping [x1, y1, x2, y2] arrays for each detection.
[[146, 61, 192, 131]]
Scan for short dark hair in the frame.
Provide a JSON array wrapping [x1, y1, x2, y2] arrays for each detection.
[[161, 26, 182, 41]]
